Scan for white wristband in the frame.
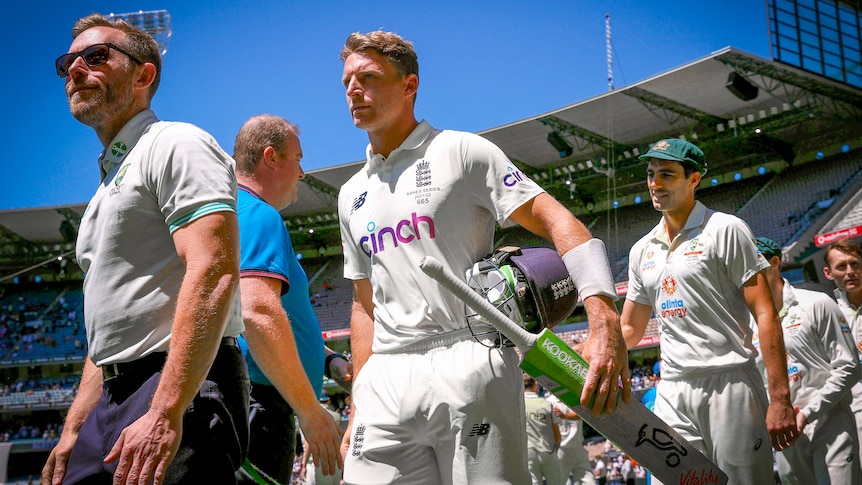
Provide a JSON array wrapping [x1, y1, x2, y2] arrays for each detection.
[[562, 239, 618, 301]]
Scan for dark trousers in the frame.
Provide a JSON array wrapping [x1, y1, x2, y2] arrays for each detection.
[[240, 383, 296, 485], [63, 344, 250, 484]]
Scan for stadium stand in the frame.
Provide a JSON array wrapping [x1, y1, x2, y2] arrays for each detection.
[[737, 153, 862, 246]]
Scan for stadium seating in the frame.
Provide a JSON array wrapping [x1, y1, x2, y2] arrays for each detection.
[[737, 153, 862, 245]]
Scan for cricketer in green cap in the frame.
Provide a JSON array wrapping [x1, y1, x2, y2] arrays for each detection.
[[755, 237, 782, 261], [639, 138, 707, 175]]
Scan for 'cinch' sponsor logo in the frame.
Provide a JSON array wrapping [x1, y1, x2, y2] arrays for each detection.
[[503, 167, 527, 187], [359, 213, 436, 256]]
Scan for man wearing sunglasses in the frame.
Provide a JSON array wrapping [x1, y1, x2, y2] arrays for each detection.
[[43, 13, 248, 485]]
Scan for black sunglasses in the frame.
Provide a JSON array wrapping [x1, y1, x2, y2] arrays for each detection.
[[55, 43, 143, 78]]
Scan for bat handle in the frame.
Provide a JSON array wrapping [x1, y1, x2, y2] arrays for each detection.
[[419, 256, 537, 351]]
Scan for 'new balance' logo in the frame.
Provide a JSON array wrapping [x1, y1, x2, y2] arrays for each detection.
[[351, 191, 367, 214], [469, 423, 490, 437]]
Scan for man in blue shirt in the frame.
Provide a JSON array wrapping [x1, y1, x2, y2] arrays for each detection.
[[233, 114, 343, 483]]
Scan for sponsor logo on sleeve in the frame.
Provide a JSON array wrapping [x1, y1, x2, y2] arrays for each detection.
[[503, 166, 527, 187]]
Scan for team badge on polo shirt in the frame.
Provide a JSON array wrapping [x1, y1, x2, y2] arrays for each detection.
[[415, 159, 431, 187], [407, 160, 440, 205], [109, 163, 131, 197], [684, 238, 706, 262], [784, 313, 803, 337], [115, 164, 130, 186], [111, 141, 127, 158]]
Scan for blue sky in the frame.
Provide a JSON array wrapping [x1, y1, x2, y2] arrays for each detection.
[[2, 1, 771, 210]]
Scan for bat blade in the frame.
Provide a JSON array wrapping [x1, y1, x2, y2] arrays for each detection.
[[522, 330, 728, 485], [419, 255, 728, 485]]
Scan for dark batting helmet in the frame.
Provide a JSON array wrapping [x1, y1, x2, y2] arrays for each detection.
[[465, 246, 578, 332]]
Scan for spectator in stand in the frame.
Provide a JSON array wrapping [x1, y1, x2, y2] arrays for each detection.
[[593, 456, 607, 485], [619, 454, 634, 485]]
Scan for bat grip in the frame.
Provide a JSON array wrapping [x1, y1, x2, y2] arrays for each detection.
[[419, 256, 537, 351]]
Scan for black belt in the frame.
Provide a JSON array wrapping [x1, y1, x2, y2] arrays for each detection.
[[102, 336, 239, 382]]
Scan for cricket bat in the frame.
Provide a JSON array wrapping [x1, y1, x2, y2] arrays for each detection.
[[419, 256, 728, 485]]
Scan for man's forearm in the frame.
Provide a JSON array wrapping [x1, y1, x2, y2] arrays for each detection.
[[150, 266, 237, 420], [151, 213, 240, 420], [759, 316, 793, 404], [245, 312, 321, 415], [61, 357, 103, 437], [349, 303, 374, 382]]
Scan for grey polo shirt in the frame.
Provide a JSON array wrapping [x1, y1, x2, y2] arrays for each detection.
[[76, 110, 243, 365]]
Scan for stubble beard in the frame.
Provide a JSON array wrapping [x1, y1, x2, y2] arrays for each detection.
[[69, 79, 135, 130]]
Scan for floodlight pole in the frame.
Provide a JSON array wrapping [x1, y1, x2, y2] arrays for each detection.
[[108, 9, 173, 56], [606, 13, 613, 91]]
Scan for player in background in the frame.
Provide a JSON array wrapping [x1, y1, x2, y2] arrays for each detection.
[[546, 391, 597, 485], [752, 237, 860, 485], [337, 30, 628, 484], [621, 138, 798, 484], [823, 237, 862, 475], [524, 375, 564, 485]]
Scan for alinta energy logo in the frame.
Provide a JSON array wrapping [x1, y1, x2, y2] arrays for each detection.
[[787, 354, 803, 383], [111, 141, 127, 158], [358, 213, 437, 257], [660, 275, 686, 318]]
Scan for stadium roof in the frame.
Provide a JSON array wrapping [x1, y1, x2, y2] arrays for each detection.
[[1, 46, 861, 275], [280, 46, 862, 222]]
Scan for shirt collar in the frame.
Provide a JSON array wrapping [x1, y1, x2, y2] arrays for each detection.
[[834, 288, 859, 311], [367, 120, 434, 173], [651, 201, 708, 246], [238, 183, 264, 201], [779, 278, 798, 318], [98, 110, 159, 180]]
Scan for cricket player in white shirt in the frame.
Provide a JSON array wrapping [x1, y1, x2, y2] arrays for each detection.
[[753, 237, 860, 485]]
